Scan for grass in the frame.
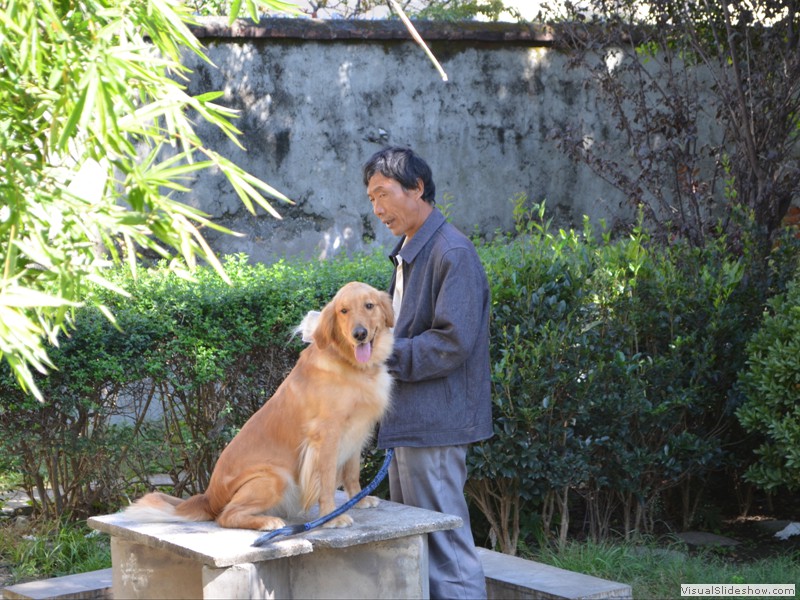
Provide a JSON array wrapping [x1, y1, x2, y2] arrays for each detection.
[[529, 537, 800, 599], [0, 518, 111, 585]]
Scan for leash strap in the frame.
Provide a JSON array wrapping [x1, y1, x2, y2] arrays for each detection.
[[252, 447, 395, 547]]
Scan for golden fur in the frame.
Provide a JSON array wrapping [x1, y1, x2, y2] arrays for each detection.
[[126, 281, 394, 530]]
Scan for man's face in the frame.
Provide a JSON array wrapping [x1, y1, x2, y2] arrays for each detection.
[[367, 173, 430, 239]]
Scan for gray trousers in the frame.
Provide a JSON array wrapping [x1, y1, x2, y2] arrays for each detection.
[[388, 445, 487, 600]]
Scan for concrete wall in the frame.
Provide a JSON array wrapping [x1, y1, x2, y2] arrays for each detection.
[[179, 18, 640, 264]]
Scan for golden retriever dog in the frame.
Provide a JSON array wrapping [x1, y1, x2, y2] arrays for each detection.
[[126, 281, 394, 531]]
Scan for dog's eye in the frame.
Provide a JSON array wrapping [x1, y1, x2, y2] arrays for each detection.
[[365, 303, 374, 310], [340, 308, 348, 314]]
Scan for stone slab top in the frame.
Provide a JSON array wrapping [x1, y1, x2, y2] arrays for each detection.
[[477, 548, 633, 600], [88, 494, 461, 568]]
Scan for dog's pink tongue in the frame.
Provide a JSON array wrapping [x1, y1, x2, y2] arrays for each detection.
[[355, 342, 372, 363]]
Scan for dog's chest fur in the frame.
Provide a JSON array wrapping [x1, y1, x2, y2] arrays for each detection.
[[332, 367, 392, 466]]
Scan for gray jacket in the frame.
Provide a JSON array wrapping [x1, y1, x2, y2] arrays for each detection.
[[377, 208, 494, 448]]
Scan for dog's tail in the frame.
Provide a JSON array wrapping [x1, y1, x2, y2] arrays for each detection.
[[293, 310, 321, 343], [124, 492, 215, 523]]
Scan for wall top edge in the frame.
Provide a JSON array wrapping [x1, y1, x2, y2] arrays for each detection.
[[190, 16, 557, 45]]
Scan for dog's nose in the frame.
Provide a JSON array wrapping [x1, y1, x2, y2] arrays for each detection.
[[353, 326, 368, 342]]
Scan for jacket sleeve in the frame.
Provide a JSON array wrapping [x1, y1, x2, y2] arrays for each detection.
[[388, 246, 488, 383]]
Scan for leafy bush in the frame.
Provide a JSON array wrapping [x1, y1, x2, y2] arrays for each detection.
[[736, 274, 800, 492], [468, 198, 798, 554]]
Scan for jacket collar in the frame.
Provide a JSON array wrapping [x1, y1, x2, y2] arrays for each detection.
[[388, 207, 445, 264]]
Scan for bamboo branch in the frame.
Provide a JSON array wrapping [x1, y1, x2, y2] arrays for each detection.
[[387, 0, 449, 81]]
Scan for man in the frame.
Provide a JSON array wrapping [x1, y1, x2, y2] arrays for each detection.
[[363, 146, 493, 599]]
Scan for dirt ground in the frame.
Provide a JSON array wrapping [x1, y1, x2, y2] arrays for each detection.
[[709, 492, 800, 564], [647, 490, 800, 565], [711, 519, 798, 562]]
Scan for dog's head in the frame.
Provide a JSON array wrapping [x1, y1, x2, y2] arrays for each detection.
[[314, 282, 394, 367]]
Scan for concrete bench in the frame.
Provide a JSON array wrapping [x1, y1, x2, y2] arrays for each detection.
[[85, 493, 460, 599], [2, 522, 632, 600], [1, 568, 112, 600], [478, 547, 633, 599]]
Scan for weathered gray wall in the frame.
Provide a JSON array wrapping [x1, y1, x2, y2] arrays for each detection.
[[179, 18, 638, 264]]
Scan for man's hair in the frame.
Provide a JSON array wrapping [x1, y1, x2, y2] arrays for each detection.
[[362, 147, 436, 204]]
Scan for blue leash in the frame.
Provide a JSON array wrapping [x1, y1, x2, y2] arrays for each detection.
[[252, 448, 394, 547]]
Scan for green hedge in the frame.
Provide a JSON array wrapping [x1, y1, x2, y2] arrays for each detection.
[[737, 275, 800, 492], [468, 201, 798, 552], [0, 207, 797, 553]]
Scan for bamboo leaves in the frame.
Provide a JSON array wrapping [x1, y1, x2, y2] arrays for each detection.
[[0, 0, 294, 400]]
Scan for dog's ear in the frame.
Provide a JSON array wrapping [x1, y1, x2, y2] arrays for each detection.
[[378, 291, 395, 329], [313, 301, 337, 350]]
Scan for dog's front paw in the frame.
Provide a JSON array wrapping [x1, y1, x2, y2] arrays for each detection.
[[353, 495, 380, 509], [257, 516, 286, 531], [323, 514, 354, 528]]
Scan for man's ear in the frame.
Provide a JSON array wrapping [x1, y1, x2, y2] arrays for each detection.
[[414, 178, 425, 200]]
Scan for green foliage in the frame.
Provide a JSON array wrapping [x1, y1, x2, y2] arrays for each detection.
[[0, 252, 389, 519], [0, 468, 22, 494], [413, 0, 515, 21], [0, 519, 110, 585], [468, 196, 798, 553], [736, 274, 800, 492], [189, 0, 300, 18], [0, 0, 292, 401], [253, 0, 518, 20]]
